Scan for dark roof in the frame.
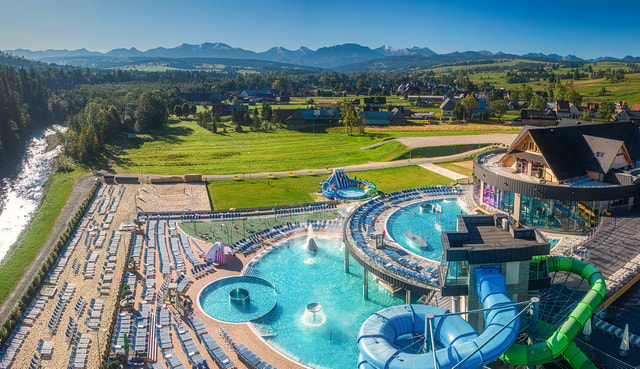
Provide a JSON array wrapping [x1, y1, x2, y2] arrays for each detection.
[[514, 122, 640, 181], [509, 150, 547, 164], [440, 97, 457, 110], [363, 97, 387, 105], [292, 109, 339, 120], [274, 109, 296, 121], [556, 100, 570, 111], [360, 111, 391, 125], [582, 134, 624, 173]]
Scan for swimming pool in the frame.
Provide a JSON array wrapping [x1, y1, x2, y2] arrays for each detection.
[[386, 198, 468, 261], [337, 186, 366, 199], [250, 235, 405, 369], [199, 276, 278, 323]]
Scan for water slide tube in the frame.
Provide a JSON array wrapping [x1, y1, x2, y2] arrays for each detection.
[[357, 266, 520, 369], [501, 255, 606, 369]]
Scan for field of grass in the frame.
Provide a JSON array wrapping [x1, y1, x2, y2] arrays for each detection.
[[393, 143, 491, 160], [436, 161, 474, 177], [113, 120, 519, 175], [0, 168, 87, 305], [207, 165, 450, 209]]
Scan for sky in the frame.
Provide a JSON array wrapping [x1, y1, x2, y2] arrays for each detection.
[[1, 0, 639, 59]]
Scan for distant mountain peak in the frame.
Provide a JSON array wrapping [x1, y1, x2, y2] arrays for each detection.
[[5, 42, 638, 71]]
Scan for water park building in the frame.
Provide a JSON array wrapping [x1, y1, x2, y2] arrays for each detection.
[[473, 121, 640, 232]]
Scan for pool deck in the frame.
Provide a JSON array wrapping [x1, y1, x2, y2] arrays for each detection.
[[8, 178, 640, 369]]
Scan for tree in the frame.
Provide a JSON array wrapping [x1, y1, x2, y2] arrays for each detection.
[[519, 85, 534, 101], [135, 91, 168, 132], [598, 86, 607, 96], [189, 104, 197, 116], [181, 103, 190, 118], [490, 99, 508, 121], [212, 112, 220, 133], [598, 101, 615, 121], [461, 95, 479, 119], [173, 104, 183, 117], [341, 100, 362, 136], [565, 87, 583, 106], [452, 104, 465, 121], [529, 95, 547, 111]]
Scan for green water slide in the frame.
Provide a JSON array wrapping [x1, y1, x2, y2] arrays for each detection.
[[501, 255, 607, 369]]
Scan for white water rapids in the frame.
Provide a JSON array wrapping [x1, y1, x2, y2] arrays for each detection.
[[0, 125, 65, 262]]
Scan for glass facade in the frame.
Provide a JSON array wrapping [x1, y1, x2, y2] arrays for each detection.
[[475, 180, 626, 232], [443, 260, 469, 287], [481, 183, 515, 214]]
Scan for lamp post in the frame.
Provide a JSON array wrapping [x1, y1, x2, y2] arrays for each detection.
[[90, 328, 108, 366]]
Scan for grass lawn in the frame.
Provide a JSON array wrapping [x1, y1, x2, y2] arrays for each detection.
[[436, 161, 474, 177], [0, 168, 87, 305], [207, 165, 451, 209], [112, 120, 519, 175]]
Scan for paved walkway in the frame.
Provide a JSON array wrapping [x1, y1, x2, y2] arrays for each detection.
[[419, 163, 469, 180], [360, 134, 517, 150]]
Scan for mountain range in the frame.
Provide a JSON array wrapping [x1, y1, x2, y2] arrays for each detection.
[[4, 42, 640, 71]]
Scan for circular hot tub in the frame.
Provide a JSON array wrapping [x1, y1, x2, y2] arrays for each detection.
[[229, 288, 250, 305], [198, 276, 277, 323]]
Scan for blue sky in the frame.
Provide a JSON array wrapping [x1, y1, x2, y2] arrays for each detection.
[[1, 0, 639, 59]]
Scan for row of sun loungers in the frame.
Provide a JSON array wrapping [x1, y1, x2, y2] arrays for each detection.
[[151, 220, 172, 275], [138, 201, 336, 222], [200, 333, 234, 368], [107, 231, 121, 255], [220, 327, 277, 369], [134, 306, 152, 358], [142, 278, 156, 302], [179, 233, 202, 266], [131, 234, 144, 267], [0, 325, 30, 368], [348, 190, 445, 287], [306, 219, 343, 232], [111, 312, 133, 356], [37, 339, 53, 358], [170, 237, 187, 274], [21, 294, 47, 326], [48, 230, 82, 284], [232, 222, 304, 254], [191, 263, 215, 280], [175, 274, 191, 294], [274, 202, 337, 217], [174, 322, 205, 366], [383, 249, 420, 269]]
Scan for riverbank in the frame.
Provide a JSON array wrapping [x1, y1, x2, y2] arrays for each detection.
[[0, 169, 94, 319]]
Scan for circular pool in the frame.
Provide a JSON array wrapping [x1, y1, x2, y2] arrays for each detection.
[[199, 276, 277, 323], [386, 198, 468, 261]]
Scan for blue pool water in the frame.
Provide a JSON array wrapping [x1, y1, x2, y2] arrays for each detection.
[[251, 235, 405, 369], [337, 186, 366, 199], [386, 198, 468, 261], [199, 276, 277, 323]]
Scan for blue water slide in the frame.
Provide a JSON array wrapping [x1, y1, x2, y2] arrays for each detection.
[[357, 266, 519, 369]]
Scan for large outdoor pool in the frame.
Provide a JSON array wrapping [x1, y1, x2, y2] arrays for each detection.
[[386, 198, 468, 261], [250, 235, 405, 369]]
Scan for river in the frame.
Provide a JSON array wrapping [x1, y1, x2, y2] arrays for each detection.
[[0, 125, 65, 263]]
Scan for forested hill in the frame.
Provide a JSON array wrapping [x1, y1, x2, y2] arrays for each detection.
[[0, 66, 52, 164]]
